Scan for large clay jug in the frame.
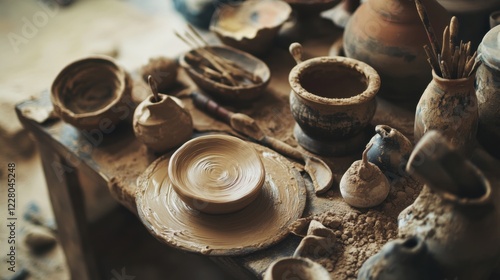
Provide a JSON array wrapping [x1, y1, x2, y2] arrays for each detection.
[[398, 131, 500, 280], [344, 0, 449, 105]]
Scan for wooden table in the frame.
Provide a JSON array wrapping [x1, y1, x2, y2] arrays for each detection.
[[16, 24, 419, 280]]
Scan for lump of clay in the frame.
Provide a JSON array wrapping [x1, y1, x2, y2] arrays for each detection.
[[294, 220, 336, 259], [24, 227, 57, 254], [340, 144, 390, 208], [358, 237, 441, 280], [140, 57, 178, 93], [133, 76, 193, 153]]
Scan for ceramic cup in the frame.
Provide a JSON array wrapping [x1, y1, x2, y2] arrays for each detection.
[[289, 54, 380, 155]]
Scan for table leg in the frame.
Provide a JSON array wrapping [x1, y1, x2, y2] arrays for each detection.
[[38, 145, 101, 280]]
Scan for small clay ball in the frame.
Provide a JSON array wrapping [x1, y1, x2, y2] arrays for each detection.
[[340, 160, 390, 208], [141, 57, 178, 92]]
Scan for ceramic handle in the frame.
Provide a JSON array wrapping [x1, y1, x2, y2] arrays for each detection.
[[191, 91, 233, 123], [289, 42, 303, 64]]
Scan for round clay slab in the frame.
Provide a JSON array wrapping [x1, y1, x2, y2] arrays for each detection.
[[136, 143, 307, 255]]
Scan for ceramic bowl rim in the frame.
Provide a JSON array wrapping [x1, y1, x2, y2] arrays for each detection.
[[264, 257, 331, 279], [289, 56, 380, 106], [209, 0, 292, 41], [50, 55, 128, 119], [168, 134, 266, 210]]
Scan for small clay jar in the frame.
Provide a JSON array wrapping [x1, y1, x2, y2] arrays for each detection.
[[343, 0, 449, 103], [358, 237, 441, 280], [263, 257, 330, 280], [339, 144, 390, 208], [133, 77, 193, 153], [366, 125, 413, 180], [414, 70, 478, 153], [476, 25, 500, 158], [289, 43, 380, 155], [399, 131, 500, 280]]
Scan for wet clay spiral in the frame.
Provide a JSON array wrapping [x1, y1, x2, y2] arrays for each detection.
[[169, 135, 265, 214]]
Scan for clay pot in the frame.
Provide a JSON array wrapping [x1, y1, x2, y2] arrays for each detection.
[[399, 131, 500, 280], [51, 56, 133, 130], [339, 144, 390, 208], [476, 25, 500, 159], [343, 0, 449, 103], [366, 125, 413, 180], [414, 70, 478, 153], [358, 237, 441, 280], [168, 135, 265, 214], [133, 94, 193, 153], [289, 43, 380, 155], [263, 257, 330, 280]]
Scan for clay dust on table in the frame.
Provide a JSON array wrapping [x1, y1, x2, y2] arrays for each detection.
[[293, 175, 422, 279]]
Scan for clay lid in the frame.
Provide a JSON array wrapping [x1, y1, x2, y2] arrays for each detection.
[[136, 142, 307, 255], [168, 135, 265, 214], [478, 25, 500, 72]]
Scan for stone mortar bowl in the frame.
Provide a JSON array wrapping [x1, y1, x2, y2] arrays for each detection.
[[51, 56, 132, 130], [168, 134, 266, 215], [289, 55, 380, 141]]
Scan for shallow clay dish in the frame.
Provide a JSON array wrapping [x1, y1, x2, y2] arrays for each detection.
[[136, 142, 307, 255], [210, 0, 292, 55], [168, 135, 265, 214], [51, 56, 132, 130], [179, 46, 270, 101], [263, 257, 331, 280]]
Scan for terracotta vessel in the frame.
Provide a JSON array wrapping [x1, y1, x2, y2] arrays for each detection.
[[476, 25, 500, 159], [133, 77, 193, 153], [51, 56, 133, 130], [289, 43, 380, 156], [339, 144, 390, 208], [366, 125, 413, 180], [168, 135, 265, 214], [344, 0, 449, 103], [399, 131, 500, 280], [358, 237, 441, 280], [414, 70, 478, 153], [263, 257, 330, 280]]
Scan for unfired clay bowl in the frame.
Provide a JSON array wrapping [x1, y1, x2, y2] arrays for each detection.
[[51, 56, 132, 130], [289, 55, 380, 141], [210, 0, 292, 55], [179, 45, 270, 102], [168, 135, 265, 214]]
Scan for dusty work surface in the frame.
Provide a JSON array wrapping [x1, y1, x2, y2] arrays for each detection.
[[16, 29, 422, 278]]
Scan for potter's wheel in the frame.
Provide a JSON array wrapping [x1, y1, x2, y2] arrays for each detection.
[[136, 143, 307, 256]]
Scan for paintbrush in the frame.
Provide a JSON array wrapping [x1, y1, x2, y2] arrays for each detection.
[[415, 0, 442, 76]]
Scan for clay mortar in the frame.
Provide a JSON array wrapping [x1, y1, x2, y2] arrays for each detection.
[[289, 56, 380, 142]]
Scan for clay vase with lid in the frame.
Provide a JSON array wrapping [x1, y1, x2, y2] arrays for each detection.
[[343, 0, 450, 104], [133, 77, 193, 153], [476, 25, 500, 159], [358, 237, 442, 280], [414, 70, 478, 154], [398, 131, 500, 280]]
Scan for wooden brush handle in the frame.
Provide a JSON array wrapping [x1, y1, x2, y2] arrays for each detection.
[[191, 91, 233, 124]]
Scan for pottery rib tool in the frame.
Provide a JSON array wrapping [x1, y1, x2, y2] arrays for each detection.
[[190, 91, 334, 194]]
